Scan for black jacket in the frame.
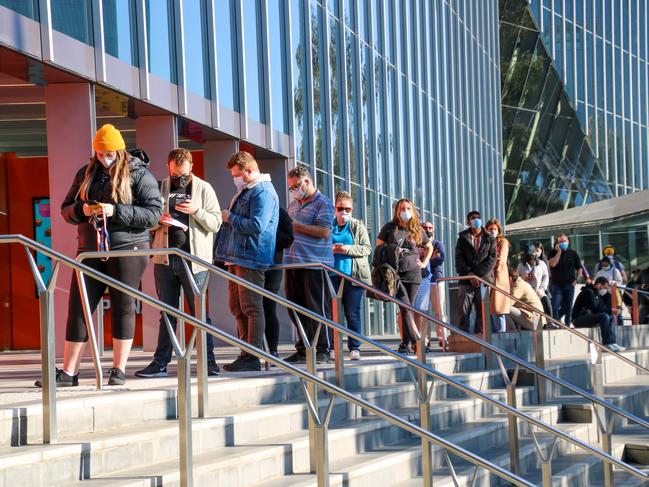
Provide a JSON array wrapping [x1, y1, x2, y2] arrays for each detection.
[[454, 228, 497, 285], [273, 207, 294, 264], [61, 149, 163, 251], [572, 284, 611, 321]]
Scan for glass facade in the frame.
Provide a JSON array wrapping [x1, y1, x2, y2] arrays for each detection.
[[1, 0, 504, 335], [512, 0, 649, 217]]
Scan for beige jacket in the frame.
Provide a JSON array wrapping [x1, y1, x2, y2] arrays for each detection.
[[151, 175, 222, 273], [510, 277, 546, 326]]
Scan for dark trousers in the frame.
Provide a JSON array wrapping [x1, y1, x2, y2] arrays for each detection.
[[285, 269, 331, 354], [66, 242, 149, 342], [398, 282, 420, 346], [330, 275, 365, 351], [228, 265, 266, 354], [152, 257, 215, 366], [573, 312, 616, 345], [457, 284, 484, 334], [550, 284, 576, 325], [263, 269, 283, 354]]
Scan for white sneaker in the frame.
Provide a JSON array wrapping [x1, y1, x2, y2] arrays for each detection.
[[615, 344, 626, 351], [349, 350, 361, 361], [606, 344, 620, 352]]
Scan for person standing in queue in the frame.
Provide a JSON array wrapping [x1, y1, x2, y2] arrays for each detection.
[[37, 124, 162, 387], [136, 148, 222, 378], [376, 199, 433, 355], [485, 218, 510, 333], [330, 191, 372, 360]]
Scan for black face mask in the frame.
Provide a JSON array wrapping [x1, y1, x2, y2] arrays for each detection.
[[170, 174, 190, 189], [425, 231, 434, 238]]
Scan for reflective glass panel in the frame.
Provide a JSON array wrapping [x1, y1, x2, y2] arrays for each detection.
[[0, 0, 38, 19], [183, 0, 209, 97], [329, 15, 344, 176], [215, 0, 237, 110], [103, 0, 137, 65], [311, 1, 324, 169], [51, 0, 93, 45], [291, 0, 306, 161], [268, 0, 289, 133], [145, 0, 176, 82], [243, 0, 264, 122]]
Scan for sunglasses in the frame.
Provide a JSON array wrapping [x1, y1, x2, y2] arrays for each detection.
[[336, 207, 352, 212], [423, 227, 434, 231]]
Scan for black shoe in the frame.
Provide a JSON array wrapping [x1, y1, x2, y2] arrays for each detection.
[[107, 367, 126, 386], [397, 343, 410, 355], [207, 359, 220, 376], [316, 352, 331, 364], [35, 368, 79, 388], [134, 361, 168, 378], [223, 354, 261, 372], [284, 352, 306, 364]]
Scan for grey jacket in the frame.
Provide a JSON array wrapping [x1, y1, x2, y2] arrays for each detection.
[[346, 218, 372, 284]]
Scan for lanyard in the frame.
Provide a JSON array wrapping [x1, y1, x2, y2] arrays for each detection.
[[91, 207, 110, 259]]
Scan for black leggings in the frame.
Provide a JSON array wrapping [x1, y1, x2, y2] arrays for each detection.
[[398, 282, 420, 346], [65, 242, 149, 342], [263, 269, 283, 354]]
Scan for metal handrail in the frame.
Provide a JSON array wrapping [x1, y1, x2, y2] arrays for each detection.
[[1, 235, 531, 487], [71, 247, 649, 483], [620, 285, 649, 298], [437, 275, 649, 377]]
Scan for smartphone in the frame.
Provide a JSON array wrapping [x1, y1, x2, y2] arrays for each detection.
[[169, 193, 191, 209], [85, 200, 103, 211]]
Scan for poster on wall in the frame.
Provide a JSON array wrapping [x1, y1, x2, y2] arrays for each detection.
[[33, 198, 53, 287]]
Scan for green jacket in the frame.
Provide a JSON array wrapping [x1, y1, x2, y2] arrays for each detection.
[[346, 218, 372, 284]]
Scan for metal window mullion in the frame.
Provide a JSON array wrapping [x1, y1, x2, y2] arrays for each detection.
[[339, 23, 350, 183], [304, 0, 316, 171], [234, 0, 248, 139], [260, 0, 273, 149], [92, 0, 106, 83], [645, 0, 648, 188], [39, 0, 53, 62], [205, 0, 220, 129], [135, 0, 150, 101], [320, 5, 334, 187], [174, 0, 188, 116], [285, 0, 296, 158]]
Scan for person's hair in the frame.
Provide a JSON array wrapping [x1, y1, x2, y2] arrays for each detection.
[[508, 266, 519, 280], [594, 276, 609, 286], [557, 232, 569, 240], [534, 241, 547, 262], [422, 221, 434, 229], [227, 151, 258, 171], [78, 150, 132, 204], [485, 217, 507, 243], [168, 148, 192, 167], [392, 198, 423, 245], [466, 210, 480, 222], [525, 252, 536, 264], [287, 165, 312, 181], [600, 256, 612, 264], [335, 191, 353, 205]]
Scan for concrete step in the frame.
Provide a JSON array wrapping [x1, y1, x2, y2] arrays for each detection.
[[0, 352, 485, 447]]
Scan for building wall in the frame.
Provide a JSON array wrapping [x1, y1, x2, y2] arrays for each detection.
[[529, 0, 649, 197]]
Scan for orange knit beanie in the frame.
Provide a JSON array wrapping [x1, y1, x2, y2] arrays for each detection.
[[93, 124, 126, 152]]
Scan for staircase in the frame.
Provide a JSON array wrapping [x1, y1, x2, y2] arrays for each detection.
[[2, 328, 649, 487]]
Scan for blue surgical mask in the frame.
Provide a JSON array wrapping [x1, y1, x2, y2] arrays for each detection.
[[559, 242, 569, 251], [470, 218, 481, 229]]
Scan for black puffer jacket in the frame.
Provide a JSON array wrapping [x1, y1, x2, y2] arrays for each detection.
[[61, 149, 163, 251]]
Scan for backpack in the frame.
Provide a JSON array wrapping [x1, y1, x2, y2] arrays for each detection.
[[368, 243, 404, 301]]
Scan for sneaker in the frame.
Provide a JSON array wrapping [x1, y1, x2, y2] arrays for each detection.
[[35, 368, 79, 388], [207, 359, 220, 376], [616, 344, 626, 351], [107, 367, 126, 386], [284, 352, 306, 364], [349, 350, 361, 361], [223, 354, 261, 372], [316, 352, 331, 364], [606, 344, 620, 352], [397, 343, 410, 355], [134, 361, 168, 378]]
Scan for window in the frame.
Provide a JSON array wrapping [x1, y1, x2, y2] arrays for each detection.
[[268, 0, 289, 133], [182, 0, 209, 97], [51, 0, 93, 45], [243, 0, 264, 122], [291, 0, 306, 161], [103, 0, 137, 65], [0, 0, 38, 19], [145, 0, 176, 82], [215, 0, 238, 110]]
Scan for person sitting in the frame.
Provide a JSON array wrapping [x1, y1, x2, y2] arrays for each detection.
[[507, 267, 545, 331], [572, 276, 625, 352]]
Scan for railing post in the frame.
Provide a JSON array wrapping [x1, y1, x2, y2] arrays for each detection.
[[632, 288, 639, 325], [506, 373, 521, 474], [481, 284, 494, 370], [534, 326, 547, 404], [177, 351, 194, 487], [95, 295, 105, 358], [325, 273, 345, 389], [76, 271, 104, 390], [416, 335, 434, 487], [611, 283, 619, 327], [305, 341, 318, 473], [591, 343, 614, 486]]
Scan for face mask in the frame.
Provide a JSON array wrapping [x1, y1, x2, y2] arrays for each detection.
[[99, 155, 116, 168], [559, 242, 569, 251], [602, 265, 611, 271], [170, 174, 190, 189], [337, 211, 351, 223], [598, 288, 608, 296], [490, 230, 499, 238], [400, 210, 412, 222], [425, 231, 434, 238], [470, 218, 481, 229], [233, 176, 246, 191], [290, 182, 307, 200]]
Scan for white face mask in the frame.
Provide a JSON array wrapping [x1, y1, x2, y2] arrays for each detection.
[[337, 211, 351, 223], [598, 288, 608, 296], [490, 230, 499, 238], [400, 210, 412, 222], [233, 176, 245, 191], [290, 182, 308, 201], [99, 155, 116, 167]]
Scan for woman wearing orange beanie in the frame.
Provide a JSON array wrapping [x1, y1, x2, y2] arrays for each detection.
[[38, 124, 162, 387]]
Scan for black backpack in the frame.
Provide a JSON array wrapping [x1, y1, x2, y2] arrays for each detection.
[[368, 243, 404, 301]]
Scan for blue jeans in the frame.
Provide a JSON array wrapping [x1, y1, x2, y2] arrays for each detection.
[[574, 312, 616, 345], [153, 256, 215, 366], [330, 275, 365, 351], [550, 283, 576, 326]]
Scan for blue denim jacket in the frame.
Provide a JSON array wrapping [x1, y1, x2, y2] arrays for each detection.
[[214, 176, 279, 270]]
